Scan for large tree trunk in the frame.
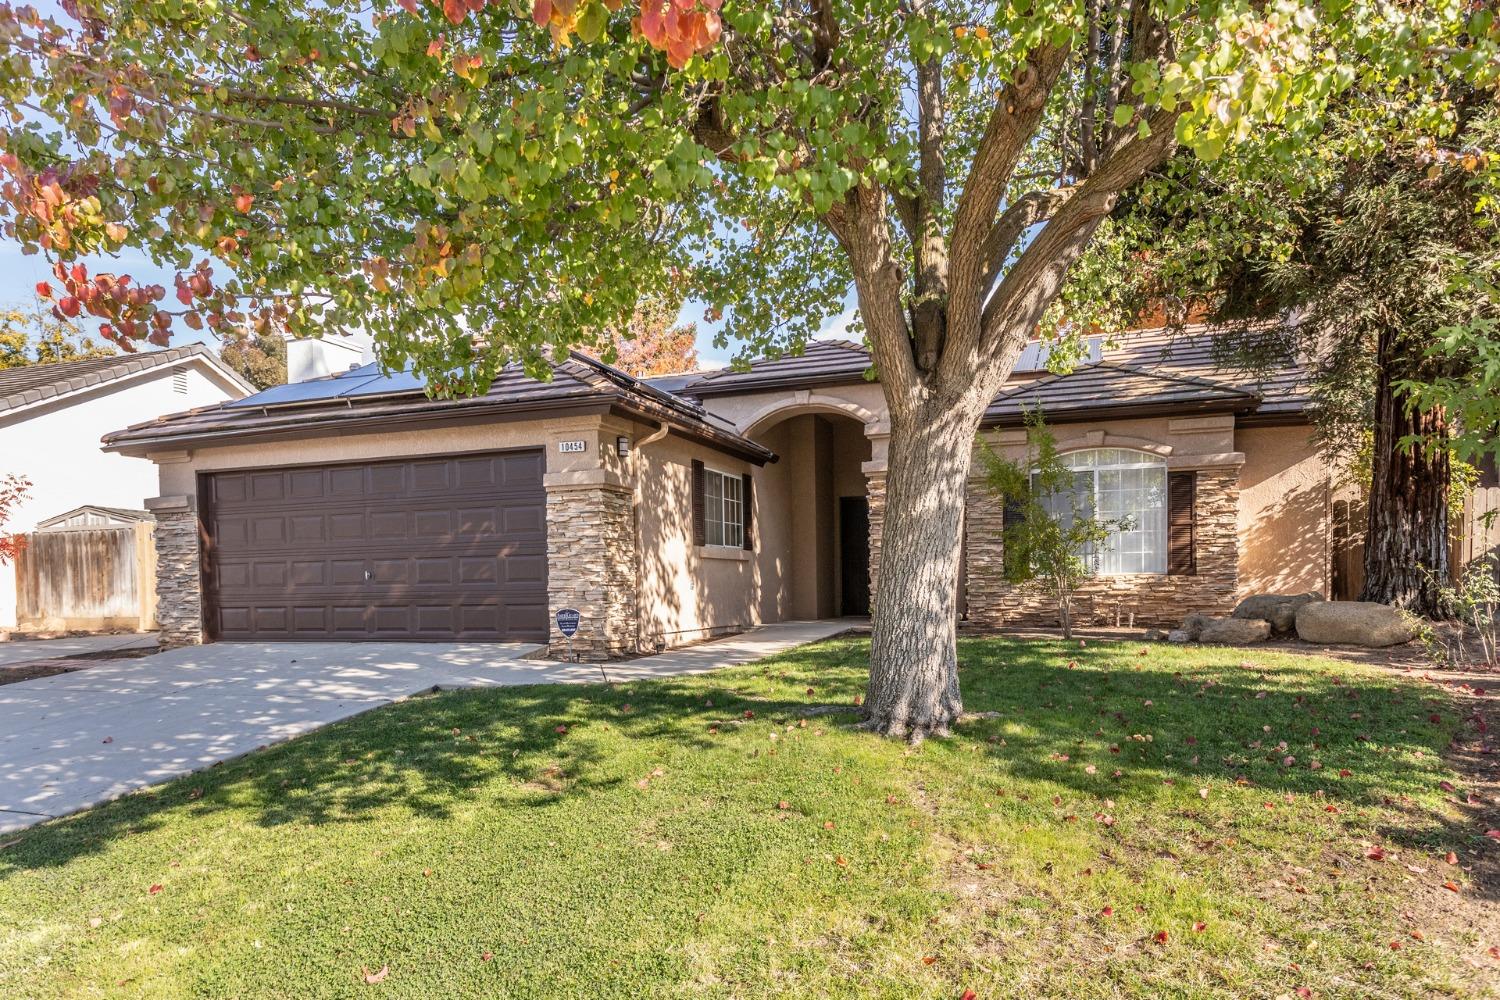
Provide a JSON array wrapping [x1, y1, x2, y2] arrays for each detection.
[[862, 398, 983, 741], [1360, 326, 1452, 618]]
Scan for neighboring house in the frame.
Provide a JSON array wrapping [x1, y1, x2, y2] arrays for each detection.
[[0, 345, 254, 631], [102, 327, 1352, 656]]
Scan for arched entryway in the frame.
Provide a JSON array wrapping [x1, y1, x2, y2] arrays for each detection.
[[746, 407, 875, 621]]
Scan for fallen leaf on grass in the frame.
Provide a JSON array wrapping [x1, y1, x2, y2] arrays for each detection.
[[1100, 906, 1114, 917], [921, 955, 937, 966], [362, 965, 389, 984], [1192, 922, 1207, 932], [481, 952, 493, 962], [1153, 930, 1169, 945], [1442, 881, 1460, 893], [1445, 852, 1458, 865], [147, 884, 163, 895]]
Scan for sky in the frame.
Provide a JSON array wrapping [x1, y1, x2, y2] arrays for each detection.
[[2, 0, 860, 372]]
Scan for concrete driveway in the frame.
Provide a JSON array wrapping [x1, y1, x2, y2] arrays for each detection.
[[0, 620, 851, 833], [0, 633, 157, 667]]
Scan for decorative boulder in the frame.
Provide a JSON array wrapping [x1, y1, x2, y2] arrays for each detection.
[[1199, 617, 1272, 644], [1232, 592, 1324, 634], [1166, 629, 1190, 643], [1181, 613, 1216, 641], [1294, 601, 1417, 648]]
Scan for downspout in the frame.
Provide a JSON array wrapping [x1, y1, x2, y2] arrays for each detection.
[[631, 423, 671, 653]]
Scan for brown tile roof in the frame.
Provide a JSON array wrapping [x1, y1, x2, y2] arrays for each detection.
[[683, 340, 874, 397], [681, 326, 1312, 423], [982, 361, 1261, 426], [0, 344, 250, 415], [103, 351, 776, 464]]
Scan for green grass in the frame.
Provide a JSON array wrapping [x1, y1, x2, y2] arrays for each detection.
[[0, 638, 1485, 999]]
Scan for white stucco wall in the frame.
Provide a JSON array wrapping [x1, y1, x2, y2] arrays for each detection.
[[285, 334, 373, 383], [1, 361, 245, 630]]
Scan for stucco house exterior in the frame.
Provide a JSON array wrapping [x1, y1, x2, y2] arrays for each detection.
[[99, 327, 1350, 657], [1, 345, 253, 631]]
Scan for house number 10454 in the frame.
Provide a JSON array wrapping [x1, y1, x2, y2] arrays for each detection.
[[557, 440, 587, 453]]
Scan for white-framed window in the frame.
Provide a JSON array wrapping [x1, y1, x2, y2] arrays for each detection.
[[1032, 448, 1168, 575], [703, 468, 744, 548]]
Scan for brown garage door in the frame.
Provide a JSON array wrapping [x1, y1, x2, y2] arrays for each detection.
[[203, 449, 548, 641]]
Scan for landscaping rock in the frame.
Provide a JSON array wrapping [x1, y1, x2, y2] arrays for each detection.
[[1231, 592, 1324, 634], [1181, 613, 1216, 641], [1294, 601, 1417, 648], [1199, 617, 1272, 644], [1166, 629, 1190, 643]]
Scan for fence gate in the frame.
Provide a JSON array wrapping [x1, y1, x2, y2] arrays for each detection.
[[14, 523, 156, 633]]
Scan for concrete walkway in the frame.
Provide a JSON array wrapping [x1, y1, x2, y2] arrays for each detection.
[[0, 619, 853, 833]]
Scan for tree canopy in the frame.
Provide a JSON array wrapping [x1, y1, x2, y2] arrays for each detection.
[[2, 1, 1492, 389], [0, 299, 116, 368]]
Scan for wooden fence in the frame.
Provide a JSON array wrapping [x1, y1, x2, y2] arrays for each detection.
[[1331, 486, 1500, 601], [14, 523, 156, 633]]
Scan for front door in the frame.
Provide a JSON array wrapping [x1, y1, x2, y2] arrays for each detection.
[[839, 496, 871, 617]]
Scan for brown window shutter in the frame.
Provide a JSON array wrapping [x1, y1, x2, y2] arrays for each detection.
[[1167, 471, 1197, 575], [741, 472, 754, 550], [691, 460, 706, 547]]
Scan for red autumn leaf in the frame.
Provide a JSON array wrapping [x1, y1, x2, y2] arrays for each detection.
[[481, 951, 493, 961], [1192, 921, 1207, 932], [921, 955, 936, 966], [834, 855, 848, 867], [1295, 989, 1312, 998], [1445, 851, 1458, 865], [147, 883, 163, 895], [1366, 847, 1386, 861], [1439, 780, 1456, 792], [777, 800, 789, 810], [1153, 930, 1169, 945], [1442, 880, 1460, 893], [961, 991, 977, 1000], [1100, 906, 1114, 917], [234, 193, 255, 212], [34, 281, 52, 298], [1389, 940, 1403, 950], [362, 964, 390, 984]]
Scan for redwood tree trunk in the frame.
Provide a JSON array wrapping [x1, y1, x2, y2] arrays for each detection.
[[862, 398, 982, 740], [1359, 326, 1452, 618]]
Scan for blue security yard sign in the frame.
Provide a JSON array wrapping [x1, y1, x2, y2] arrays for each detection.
[[555, 608, 581, 638]]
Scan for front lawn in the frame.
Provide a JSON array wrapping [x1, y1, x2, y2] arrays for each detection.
[[0, 638, 1489, 998]]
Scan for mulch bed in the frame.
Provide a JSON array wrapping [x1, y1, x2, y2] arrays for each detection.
[[0, 645, 157, 688]]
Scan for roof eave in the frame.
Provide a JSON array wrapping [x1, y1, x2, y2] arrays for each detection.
[[980, 397, 1259, 429]]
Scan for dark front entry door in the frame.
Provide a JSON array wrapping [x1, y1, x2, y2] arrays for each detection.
[[839, 496, 871, 617], [202, 449, 548, 641]]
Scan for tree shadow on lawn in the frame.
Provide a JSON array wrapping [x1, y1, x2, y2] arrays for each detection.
[[0, 637, 1474, 897]]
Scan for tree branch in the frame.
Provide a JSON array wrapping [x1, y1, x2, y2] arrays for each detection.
[[910, 0, 948, 373], [976, 107, 1181, 366], [976, 186, 1079, 293], [943, 44, 1070, 353]]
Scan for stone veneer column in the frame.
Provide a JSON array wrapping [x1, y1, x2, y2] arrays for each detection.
[[544, 473, 638, 659], [862, 421, 890, 618], [145, 495, 204, 647], [963, 476, 1006, 628]]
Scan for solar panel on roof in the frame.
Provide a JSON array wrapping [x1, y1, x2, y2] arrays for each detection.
[[223, 377, 383, 407], [337, 369, 427, 397]]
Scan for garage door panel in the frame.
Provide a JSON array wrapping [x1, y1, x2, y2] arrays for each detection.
[[206, 449, 547, 641]]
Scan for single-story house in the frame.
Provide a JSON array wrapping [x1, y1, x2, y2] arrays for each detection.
[[101, 326, 1383, 656], [1, 345, 253, 631]]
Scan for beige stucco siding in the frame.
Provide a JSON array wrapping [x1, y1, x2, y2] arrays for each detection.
[[151, 415, 620, 498], [698, 381, 888, 436], [1235, 424, 1332, 598], [633, 432, 760, 647]]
